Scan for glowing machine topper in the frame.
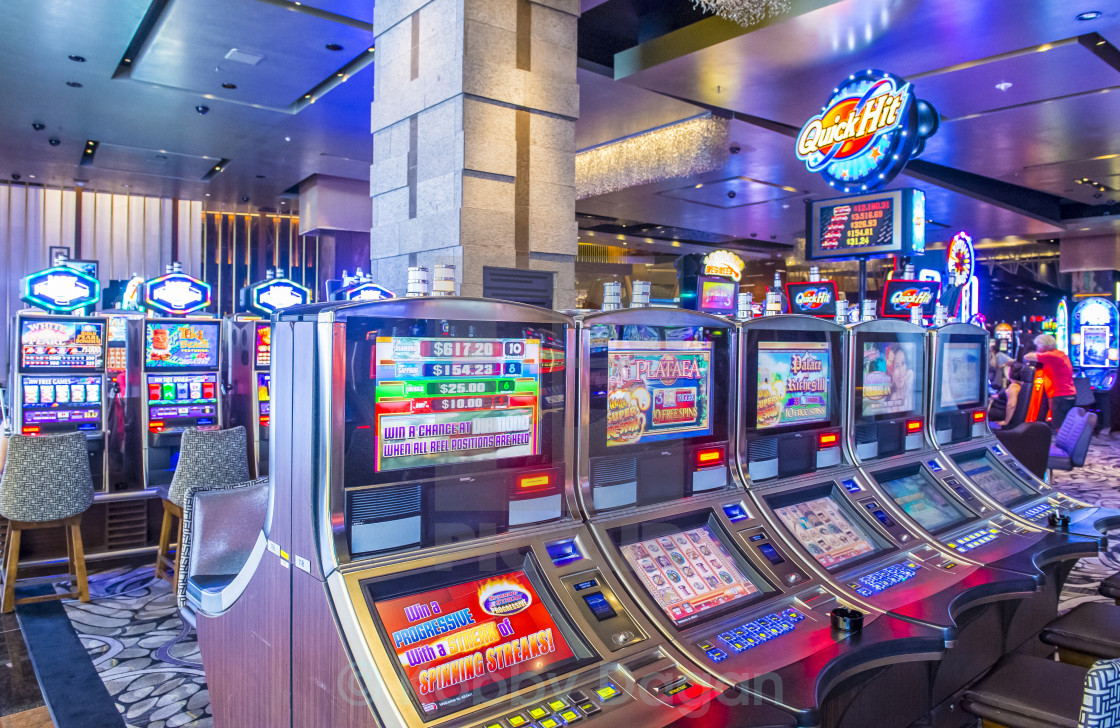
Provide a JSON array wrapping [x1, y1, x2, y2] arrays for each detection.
[[145, 272, 212, 315], [947, 231, 975, 285], [248, 278, 310, 315], [21, 266, 101, 312], [702, 250, 745, 282], [1056, 299, 1070, 353], [796, 70, 939, 192], [344, 282, 395, 301]]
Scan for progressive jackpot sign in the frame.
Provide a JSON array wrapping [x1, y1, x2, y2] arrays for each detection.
[[606, 341, 712, 447], [796, 70, 939, 192], [807, 188, 926, 261]]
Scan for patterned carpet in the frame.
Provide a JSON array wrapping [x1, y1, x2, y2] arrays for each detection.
[[43, 436, 1120, 728]]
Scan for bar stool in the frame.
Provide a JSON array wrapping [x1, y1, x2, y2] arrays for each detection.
[[155, 426, 249, 587], [961, 654, 1120, 727], [0, 432, 94, 613]]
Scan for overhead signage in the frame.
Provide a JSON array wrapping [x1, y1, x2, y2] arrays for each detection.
[[806, 188, 925, 260], [880, 279, 942, 319], [21, 266, 101, 312], [249, 278, 310, 315], [145, 272, 212, 315], [701, 250, 745, 282], [796, 69, 939, 192], [947, 231, 975, 285], [344, 282, 395, 301], [785, 280, 838, 317], [1056, 299, 1069, 353]]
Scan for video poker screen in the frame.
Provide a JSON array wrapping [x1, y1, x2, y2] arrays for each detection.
[[938, 340, 984, 412], [20, 319, 105, 371], [957, 452, 1035, 506], [771, 493, 882, 570], [755, 341, 830, 430], [855, 333, 925, 423], [144, 322, 220, 369], [366, 557, 590, 721], [254, 323, 271, 369], [344, 317, 567, 487], [877, 470, 972, 533], [618, 523, 766, 628]]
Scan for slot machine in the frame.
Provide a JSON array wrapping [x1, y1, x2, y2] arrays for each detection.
[[223, 318, 272, 476], [574, 308, 949, 728], [993, 323, 1015, 358], [735, 313, 1044, 722], [140, 319, 222, 487], [196, 298, 793, 728], [1069, 296, 1119, 392], [103, 310, 144, 489], [12, 312, 109, 490], [842, 318, 1096, 655], [675, 252, 743, 317], [928, 323, 1120, 541]]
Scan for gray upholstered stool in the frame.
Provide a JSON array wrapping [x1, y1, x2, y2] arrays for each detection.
[[0, 432, 95, 613], [155, 426, 250, 587]]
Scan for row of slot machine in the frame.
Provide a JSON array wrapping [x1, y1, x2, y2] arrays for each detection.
[[195, 295, 1117, 728]]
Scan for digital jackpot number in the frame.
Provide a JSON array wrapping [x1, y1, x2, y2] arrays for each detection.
[[424, 362, 521, 377], [424, 380, 516, 396], [421, 340, 500, 358]]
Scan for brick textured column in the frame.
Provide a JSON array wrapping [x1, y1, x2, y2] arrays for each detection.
[[370, 0, 579, 308]]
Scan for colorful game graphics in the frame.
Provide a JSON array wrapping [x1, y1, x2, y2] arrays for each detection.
[[785, 281, 838, 317], [860, 340, 919, 418], [373, 337, 542, 472], [774, 497, 876, 569], [755, 342, 830, 430], [144, 322, 220, 368], [880, 279, 941, 319], [605, 341, 712, 447], [20, 319, 105, 370]]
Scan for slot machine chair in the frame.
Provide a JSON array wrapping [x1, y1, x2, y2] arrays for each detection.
[[177, 477, 269, 626], [155, 427, 250, 587], [961, 655, 1120, 728], [1046, 408, 1097, 477], [0, 432, 93, 613]]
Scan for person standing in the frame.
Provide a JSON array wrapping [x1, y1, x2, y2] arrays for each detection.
[[1025, 334, 1077, 430], [989, 341, 1012, 390]]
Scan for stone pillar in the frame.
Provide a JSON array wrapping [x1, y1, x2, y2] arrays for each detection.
[[370, 0, 579, 308]]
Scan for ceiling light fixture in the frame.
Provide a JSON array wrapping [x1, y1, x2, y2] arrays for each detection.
[[690, 0, 791, 27], [68, 55, 86, 63], [326, 43, 344, 51], [222, 82, 237, 89], [995, 81, 1013, 91], [1077, 10, 1102, 20], [284, 136, 291, 142], [66, 81, 82, 88], [196, 105, 210, 115]]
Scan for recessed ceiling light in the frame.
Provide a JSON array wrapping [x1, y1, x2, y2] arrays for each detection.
[[284, 136, 291, 142], [122, 184, 129, 188], [995, 81, 1013, 91], [221, 82, 237, 89], [66, 81, 82, 88], [68, 54, 86, 63], [1077, 10, 1102, 20], [205, 193, 210, 197], [28, 175, 35, 179], [325, 43, 344, 51]]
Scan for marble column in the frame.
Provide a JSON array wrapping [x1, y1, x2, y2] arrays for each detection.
[[369, 0, 579, 308]]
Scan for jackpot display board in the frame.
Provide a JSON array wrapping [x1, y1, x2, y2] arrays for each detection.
[[619, 525, 760, 627], [859, 340, 920, 419], [807, 189, 925, 261], [938, 342, 984, 411], [144, 322, 220, 369], [755, 341, 830, 430], [605, 340, 712, 447], [879, 472, 971, 533], [254, 323, 271, 368], [372, 337, 542, 472], [370, 570, 577, 720], [21, 375, 102, 426], [20, 319, 105, 371], [773, 496, 877, 569]]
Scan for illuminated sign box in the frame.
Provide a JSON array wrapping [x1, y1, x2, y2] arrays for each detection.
[[344, 282, 395, 301], [806, 188, 925, 261], [247, 278, 310, 314], [785, 281, 838, 317], [880, 279, 942, 319], [21, 266, 101, 312], [145, 272, 212, 315]]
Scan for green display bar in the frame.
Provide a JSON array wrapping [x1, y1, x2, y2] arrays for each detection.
[[375, 378, 535, 399]]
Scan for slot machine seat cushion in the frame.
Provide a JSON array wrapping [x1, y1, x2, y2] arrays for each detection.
[[1100, 574, 1120, 603], [1040, 603, 1120, 661], [961, 654, 1088, 728], [994, 422, 1052, 479], [0, 432, 93, 522], [167, 426, 250, 508], [179, 477, 269, 622], [1048, 409, 1097, 472]]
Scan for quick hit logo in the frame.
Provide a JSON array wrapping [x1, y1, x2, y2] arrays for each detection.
[[795, 287, 832, 310]]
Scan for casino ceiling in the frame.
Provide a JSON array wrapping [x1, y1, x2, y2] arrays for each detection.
[[3, 0, 1120, 252]]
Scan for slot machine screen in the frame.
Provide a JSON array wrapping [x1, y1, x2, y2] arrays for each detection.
[[754, 341, 830, 430], [20, 319, 105, 371], [938, 340, 985, 412], [877, 471, 973, 533], [144, 322, 220, 369], [257, 373, 270, 425], [21, 375, 102, 428], [699, 279, 736, 314], [855, 333, 925, 422], [618, 523, 768, 628], [255, 323, 271, 368], [956, 452, 1035, 506], [770, 490, 885, 570], [347, 316, 567, 488], [1081, 326, 1110, 367], [367, 561, 587, 721]]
